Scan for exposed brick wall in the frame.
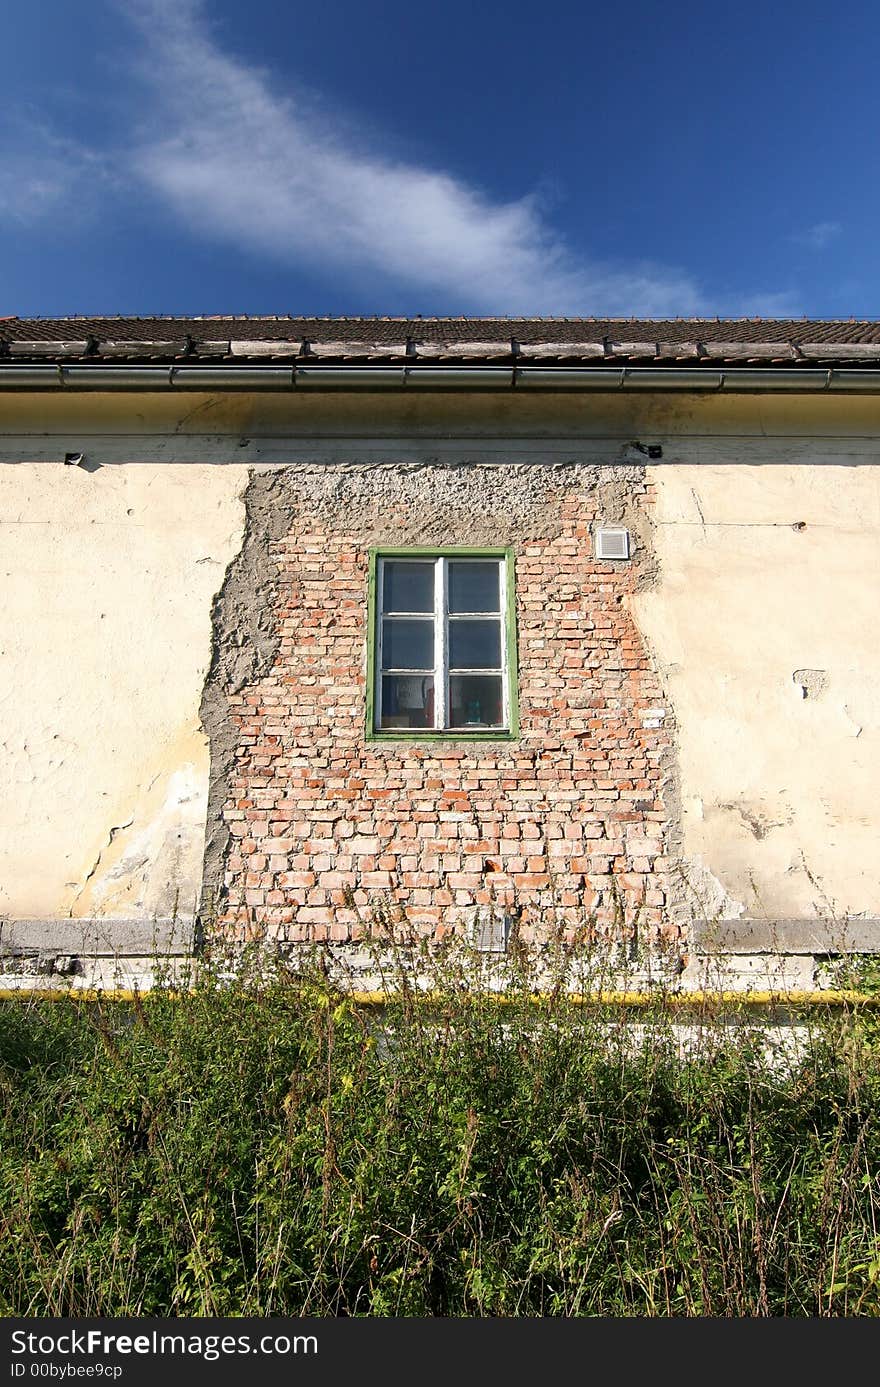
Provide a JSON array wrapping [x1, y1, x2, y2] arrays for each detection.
[[213, 466, 676, 946]]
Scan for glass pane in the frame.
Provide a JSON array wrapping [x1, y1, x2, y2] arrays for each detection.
[[380, 675, 435, 729], [382, 617, 434, 669], [449, 675, 504, 728], [382, 560, 434, 613], [448, 560, 500, 613], [449, 619, 501, 669]]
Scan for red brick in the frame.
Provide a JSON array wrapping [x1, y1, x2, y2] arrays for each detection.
[[215, 481, 672, 945]]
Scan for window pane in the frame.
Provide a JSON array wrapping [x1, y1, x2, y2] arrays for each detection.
[[448, 560, 500, 613], [382, 560, 434, 613], [449, 618, 501, 669], [381, 674, 435, 729], [382, 617, 434, 669], [449, 675, 503, 728]]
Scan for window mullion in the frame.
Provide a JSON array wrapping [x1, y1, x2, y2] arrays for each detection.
[[435, 556, 447, 729]]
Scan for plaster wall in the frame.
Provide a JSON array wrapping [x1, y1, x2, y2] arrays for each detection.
[[1, 386, 879, 952], [634, 463, 880, 927], [0, 462, 245, 925]]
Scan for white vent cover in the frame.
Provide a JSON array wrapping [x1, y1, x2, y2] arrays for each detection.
[[472, 906, 513, 953], [594, 527, 630, 560]]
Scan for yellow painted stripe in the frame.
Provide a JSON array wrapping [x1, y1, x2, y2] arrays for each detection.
[[0, 987, 877, 1007]]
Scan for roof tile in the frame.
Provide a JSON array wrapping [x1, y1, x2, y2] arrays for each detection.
[[419, 340, 513, 359], [798, 342, 880, 360], [3, 317, 880, 368], [305, 340, 408, 359], [656, 341, 700, 358], [191, 340, 231, 356], [703, 341, 796, 360], [517, 342, 605, 359], [229, 340, 301, 356], [8, 340, 90, 356], [97, 340, 188, 358], [607, 341, 659, 357]]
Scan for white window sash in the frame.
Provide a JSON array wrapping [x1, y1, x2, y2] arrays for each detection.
[[376, 554, 507, 732]]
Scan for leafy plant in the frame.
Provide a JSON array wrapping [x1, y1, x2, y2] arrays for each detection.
[[2, 946, 879, 1316]]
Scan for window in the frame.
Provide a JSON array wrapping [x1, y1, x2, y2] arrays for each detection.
[[368, 549, 518, 737]]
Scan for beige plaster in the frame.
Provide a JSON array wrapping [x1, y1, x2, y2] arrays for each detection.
[[2, 386, 880, 942], [633, 464, 880, 922], [0, 463, 246, 921], [3, 384, 880, 446]]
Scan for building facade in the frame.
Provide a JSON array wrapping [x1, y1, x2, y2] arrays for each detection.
[[1, 317, 879, 988]]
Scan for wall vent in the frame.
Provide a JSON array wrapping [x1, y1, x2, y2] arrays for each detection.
[[472, 907, 513, 953], [594, 527, 630, 560]]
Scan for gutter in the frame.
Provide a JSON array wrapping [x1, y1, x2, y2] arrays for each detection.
[[2, 364, 880, 392]]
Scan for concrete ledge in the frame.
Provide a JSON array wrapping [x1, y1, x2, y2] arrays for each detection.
[[0, 917, 195, 957], [691, 917, 880, 954], [4, 917, 878, 960]]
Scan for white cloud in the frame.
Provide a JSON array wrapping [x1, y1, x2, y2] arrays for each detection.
[[791, 221, 843, 251], [116, 0, 715, 314], [0, 119, 111, 225], [2, 0, 803, 317]]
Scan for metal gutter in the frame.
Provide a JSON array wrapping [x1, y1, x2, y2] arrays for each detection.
[[714, 369, 828, 391], [296, 366, 405, 387], [407, 367, 514, 388], [827, 370, 880, 391], [171, 366, 294, 388], [1, 365, 63, 387], [62, 366, 172, 389], [1, 363, 880, 392], [515, 368, 627, 389]]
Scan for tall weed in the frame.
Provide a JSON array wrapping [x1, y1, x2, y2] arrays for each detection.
[[1, 954, 879, 1316]]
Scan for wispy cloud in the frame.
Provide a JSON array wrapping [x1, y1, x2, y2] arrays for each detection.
[[791, 221, 843, 251], [3, 0, 802, 316], [115, 0, 711, 315], [0, 118, 112, 225]]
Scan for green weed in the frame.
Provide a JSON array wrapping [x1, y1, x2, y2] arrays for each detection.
[[1, 951, 879, 1316]]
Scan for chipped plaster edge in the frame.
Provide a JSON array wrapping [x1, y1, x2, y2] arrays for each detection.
[[198, 467, 293, 935]]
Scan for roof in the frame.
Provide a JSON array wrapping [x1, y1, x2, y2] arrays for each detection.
[[4, 316, 880, 366]]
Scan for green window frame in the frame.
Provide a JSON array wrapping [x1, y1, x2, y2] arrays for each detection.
[[366, 547, 519, 740]]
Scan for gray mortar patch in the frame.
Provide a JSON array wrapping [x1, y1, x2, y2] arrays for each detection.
[[198, 468, 294, 935], [249, 459, 652, 552], [792, 668, 829, 700], [198, 459, 679, 936]]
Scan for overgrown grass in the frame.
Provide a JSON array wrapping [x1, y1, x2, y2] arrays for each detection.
[[2, 952, 880, 1316]]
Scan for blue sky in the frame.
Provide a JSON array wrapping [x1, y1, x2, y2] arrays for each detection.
[[2, 0, 877, 319]]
